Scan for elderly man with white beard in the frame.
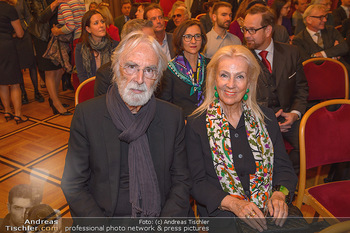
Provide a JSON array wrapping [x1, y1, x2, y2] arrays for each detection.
[[61, 31, 191, 218]]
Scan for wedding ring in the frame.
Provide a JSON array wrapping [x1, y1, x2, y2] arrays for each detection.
[[250, 211, 256, 217]]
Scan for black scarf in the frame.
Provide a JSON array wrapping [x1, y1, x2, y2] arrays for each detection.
[[81, 36, 112, 78], [106, 82, 161, 217]]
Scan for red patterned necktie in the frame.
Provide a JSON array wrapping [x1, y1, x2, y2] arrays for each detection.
[[259, 50, 272, 73]]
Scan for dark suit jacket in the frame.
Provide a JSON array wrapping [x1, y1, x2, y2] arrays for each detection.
[[333, 6, 348, 27], [186, 106, 298, 217], [94, 61, 112, 96], [253, 41, 309, 115], [292, 25, 349, 62], [61, 95, 191, 217], [114, 15, 126, 37], [166, 32, 176, 59]]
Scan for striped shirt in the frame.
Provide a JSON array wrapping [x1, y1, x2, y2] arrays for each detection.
[[58, 0, 86, 40]]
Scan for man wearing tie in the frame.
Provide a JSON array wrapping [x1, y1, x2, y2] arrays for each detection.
[[292, 4, 349, 67], [243, 5, 308, 173]]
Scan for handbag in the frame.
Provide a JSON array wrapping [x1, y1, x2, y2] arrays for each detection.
[[236, 205, 329, 233]]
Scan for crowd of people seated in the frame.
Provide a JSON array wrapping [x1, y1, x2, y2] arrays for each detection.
[[1, 0, 350, 231]]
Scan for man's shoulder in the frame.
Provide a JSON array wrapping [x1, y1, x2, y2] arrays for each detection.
[[292, 11, 302, 19], [226, 32, 241, 43], [333, 6, 345, 13], [155, 98, 182, 117], [274, 41, 298, 52], [76, 95, 107, 114]]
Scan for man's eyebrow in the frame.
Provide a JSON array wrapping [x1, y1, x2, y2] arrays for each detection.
[[124, 61, 138, 66]]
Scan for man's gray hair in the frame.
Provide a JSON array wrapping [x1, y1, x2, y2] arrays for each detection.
[[120, 19, 154, 39], [303, 4, 326, 24], [111, 31, 168, 83], [174, 6, 190, 19]]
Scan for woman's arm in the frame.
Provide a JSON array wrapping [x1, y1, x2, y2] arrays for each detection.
[[11, 19, 24, 38], [75, 44, 89, 83], [52, 2, 75, 36]]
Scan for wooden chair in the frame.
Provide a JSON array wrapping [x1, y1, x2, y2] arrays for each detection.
[[75, 76, 96, 106], [195, 13, 206, 20], [319, 220, 350, 233], [303, 58, 349, 101], [302, 58, 349, 184], [296, 99, 350, 224]]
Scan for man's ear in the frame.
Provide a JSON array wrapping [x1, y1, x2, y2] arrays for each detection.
[[7, 203, 10, 213], [212, 13, 217, 23], [265, 25, 273, 37]]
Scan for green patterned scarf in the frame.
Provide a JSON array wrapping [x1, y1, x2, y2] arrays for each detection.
[[206, 99, 274, 208]]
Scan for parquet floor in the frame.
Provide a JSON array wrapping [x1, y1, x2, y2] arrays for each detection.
[[0, 70, 330, 221], [0, 70, 74, 218]]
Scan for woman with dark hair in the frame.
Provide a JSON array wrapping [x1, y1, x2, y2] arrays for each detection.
[[135, 2, 150, 19], [75, 10, 118, 83], [271, 0, 292, 35], [0, 0, 25, 123], [158, 19, 209, 116]]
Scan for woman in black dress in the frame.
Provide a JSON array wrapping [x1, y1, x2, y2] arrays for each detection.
[[27, 0, 71, 115], [0, 0, 26, 123]]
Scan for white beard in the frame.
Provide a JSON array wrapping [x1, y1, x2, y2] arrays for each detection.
[[117, 77, 154, 107]]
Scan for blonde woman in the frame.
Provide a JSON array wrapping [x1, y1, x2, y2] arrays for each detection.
[[186, 45, 297, 231]]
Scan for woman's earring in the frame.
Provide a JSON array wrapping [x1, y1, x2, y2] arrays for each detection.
[[243, 88, 250, 101], [214, 86, 219, 98]]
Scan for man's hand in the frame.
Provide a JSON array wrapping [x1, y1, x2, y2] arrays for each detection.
[[275, 110, 298, 132], [312, 52, 324, 58]]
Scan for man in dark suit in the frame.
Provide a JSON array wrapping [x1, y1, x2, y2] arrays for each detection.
[[61, 32, 191, 217], [333, 0, 350, 26], [114, 0, 131, 37], [243, 5, 309, 172], [144, 4, 175, 60], [293, 4, 349, 66]]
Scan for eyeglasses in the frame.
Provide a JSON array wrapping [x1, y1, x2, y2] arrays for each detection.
[[309, 14, 328, 20], [240, 26, 267, 35], [182, 34, 202, 42], [172, 14, 183, 19], [121, 64, 158, 80]]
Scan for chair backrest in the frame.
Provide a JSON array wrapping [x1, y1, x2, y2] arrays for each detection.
[[195, 13, 206, 20], [302, 58, 349, 100], [297, 99, 350, 208], [75, 76, 96, 106]]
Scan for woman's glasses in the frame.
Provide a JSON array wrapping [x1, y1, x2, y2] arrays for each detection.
[[182, 34, 202, 42]]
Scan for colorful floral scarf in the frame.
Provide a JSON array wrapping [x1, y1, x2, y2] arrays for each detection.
[[206, 99, 274, 208], [168, 53, 206, 106]]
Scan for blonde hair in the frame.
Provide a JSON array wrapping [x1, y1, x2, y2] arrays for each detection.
[[6, 0, 17, 5], [97, 5, 114, 26], [191, 45, 265, 123]]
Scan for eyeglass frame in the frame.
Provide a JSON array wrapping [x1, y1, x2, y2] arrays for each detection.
[[120, 63, 159, 80], [182, 34, 203, 42], [172, 13, 183, 19], [309, 14, 328, 20], [240, 25, 267, 35]]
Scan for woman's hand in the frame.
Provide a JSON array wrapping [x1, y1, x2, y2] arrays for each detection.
[[220, 195, 267, 232], [267, 191, 288, 227]]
